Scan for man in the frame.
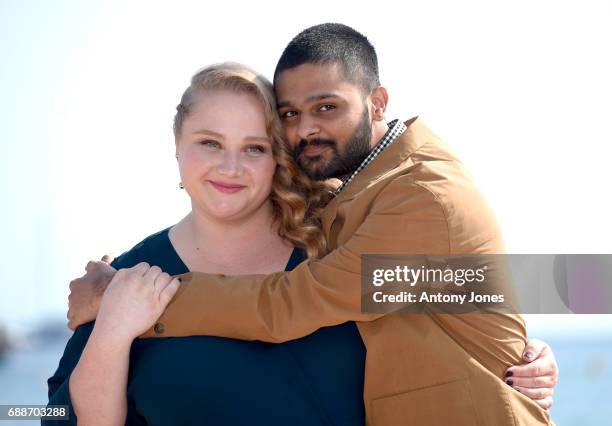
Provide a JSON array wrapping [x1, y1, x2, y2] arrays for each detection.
[[69, 24, 557, 425]]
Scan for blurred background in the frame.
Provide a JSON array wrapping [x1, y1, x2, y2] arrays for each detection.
[[0, 0, 610, 424]]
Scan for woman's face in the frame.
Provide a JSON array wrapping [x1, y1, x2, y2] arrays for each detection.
[[176, 90, 276, 222]]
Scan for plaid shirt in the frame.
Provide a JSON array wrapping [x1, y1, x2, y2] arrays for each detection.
[[333, 119, 407, 196]]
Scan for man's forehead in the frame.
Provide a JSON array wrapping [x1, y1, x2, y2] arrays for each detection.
[[275, 63, 358, 106]]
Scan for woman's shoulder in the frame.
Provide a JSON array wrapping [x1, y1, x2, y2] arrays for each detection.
[[110, 227, 178, 271]]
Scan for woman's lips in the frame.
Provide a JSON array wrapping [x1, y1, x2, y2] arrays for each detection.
[[209, 180, 246, 194]]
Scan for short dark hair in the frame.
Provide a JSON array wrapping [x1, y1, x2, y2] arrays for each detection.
[[273, 23, 380, 94]]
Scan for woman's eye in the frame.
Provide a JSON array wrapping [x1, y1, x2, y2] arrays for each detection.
[[245, 145, 266, 155], [319, 104, 336, 112], [200, 140, 220, 149]]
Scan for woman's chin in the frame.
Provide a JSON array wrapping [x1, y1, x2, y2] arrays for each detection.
[[206, 205, 250, 222]]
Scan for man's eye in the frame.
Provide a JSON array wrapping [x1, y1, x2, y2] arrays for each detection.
[[200, 140, 220, 149], [281, 111, 298, 119], [319, 104, 336, 112]]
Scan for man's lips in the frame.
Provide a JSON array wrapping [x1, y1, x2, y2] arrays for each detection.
[[301, 144, 330, 157], [209, 180, 246, 194]]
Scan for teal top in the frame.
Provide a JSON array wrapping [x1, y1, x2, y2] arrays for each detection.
[[46, 228, 366, 425]]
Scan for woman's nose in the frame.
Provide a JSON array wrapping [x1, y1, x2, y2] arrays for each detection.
[[216, 151, 244, 177]]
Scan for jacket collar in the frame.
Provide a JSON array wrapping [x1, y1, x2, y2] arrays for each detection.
[[334, 116, 432, 202]]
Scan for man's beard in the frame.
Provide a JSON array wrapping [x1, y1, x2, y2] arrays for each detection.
[[292, 107, 372, 181]]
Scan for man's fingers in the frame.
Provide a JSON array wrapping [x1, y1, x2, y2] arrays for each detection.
[[522, 338, 547, 362], [534, 396, 553, 410], [101, 254, 113, 263], [85, 259, 106, 272], [505, 375, 555, 389], [159, 278, 181, 306]]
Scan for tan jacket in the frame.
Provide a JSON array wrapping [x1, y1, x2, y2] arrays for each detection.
[[142, 117, 552, 425]]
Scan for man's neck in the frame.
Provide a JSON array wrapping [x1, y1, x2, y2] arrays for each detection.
[[370, 120, 390, 149], [329, 120, 393, 183]]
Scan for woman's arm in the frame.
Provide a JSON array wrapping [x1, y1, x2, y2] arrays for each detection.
[[45, 323, 93, 425], [69, 326, 132, 425], [46, 258, 124, 425], [68, 263, 180, 425]]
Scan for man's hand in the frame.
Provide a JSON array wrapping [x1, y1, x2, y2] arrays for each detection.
[[505, 338, 559, 410], [67, 255, 117, 330]]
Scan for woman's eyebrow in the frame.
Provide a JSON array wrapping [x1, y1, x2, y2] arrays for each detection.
[[192, 128, 224, 138], [191, 129, 270, 143]]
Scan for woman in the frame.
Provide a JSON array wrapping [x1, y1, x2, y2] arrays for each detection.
[[47, 63, 366, 425]]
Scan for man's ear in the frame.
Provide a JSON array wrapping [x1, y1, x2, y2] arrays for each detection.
[[369, 86, 389, 121]]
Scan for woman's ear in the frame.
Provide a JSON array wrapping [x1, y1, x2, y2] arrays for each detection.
[[369, 86, 389, 121]]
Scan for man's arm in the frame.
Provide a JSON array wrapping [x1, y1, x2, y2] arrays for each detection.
[[133, 178, 560, 408], [67, 178, 558, 408], [71, 178, 441, 339], [143, 179, 445, 340]]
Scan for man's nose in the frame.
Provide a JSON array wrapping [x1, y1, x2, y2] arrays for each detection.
[[296, 115, 320, 141], [216, 151, 244, 177]]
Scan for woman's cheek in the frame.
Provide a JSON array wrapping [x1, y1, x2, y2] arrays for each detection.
[[181, 151, 216, 180], [245, 157, 276, 195]]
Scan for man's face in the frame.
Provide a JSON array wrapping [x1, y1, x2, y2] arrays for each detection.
[[275, 63, 373, 180]]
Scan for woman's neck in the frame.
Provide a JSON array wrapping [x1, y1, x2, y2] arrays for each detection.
[[189, 202, 278, 246], [170, 201, 294, 274]]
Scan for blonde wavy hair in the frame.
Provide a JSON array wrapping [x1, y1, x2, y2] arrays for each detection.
[[173, 62, 332, 259]]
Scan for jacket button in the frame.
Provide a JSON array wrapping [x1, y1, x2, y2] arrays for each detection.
[[154, 322, 165, 335]]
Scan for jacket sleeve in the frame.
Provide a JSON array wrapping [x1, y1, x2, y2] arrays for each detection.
[[141, 178, 452, 342]]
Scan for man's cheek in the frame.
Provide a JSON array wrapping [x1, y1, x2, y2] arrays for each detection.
[[282, 127, 298, 149]]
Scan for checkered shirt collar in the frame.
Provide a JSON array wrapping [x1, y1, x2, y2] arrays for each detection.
[[333, 119, 407, 196]]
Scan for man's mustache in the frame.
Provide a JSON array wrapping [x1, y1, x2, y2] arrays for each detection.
[[294, 138, 337, 157]]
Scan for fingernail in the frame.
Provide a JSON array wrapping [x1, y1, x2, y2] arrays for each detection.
[[506, 379, 513, 386], [523, 351, 534, 360], [505, 370, 513, 377]]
